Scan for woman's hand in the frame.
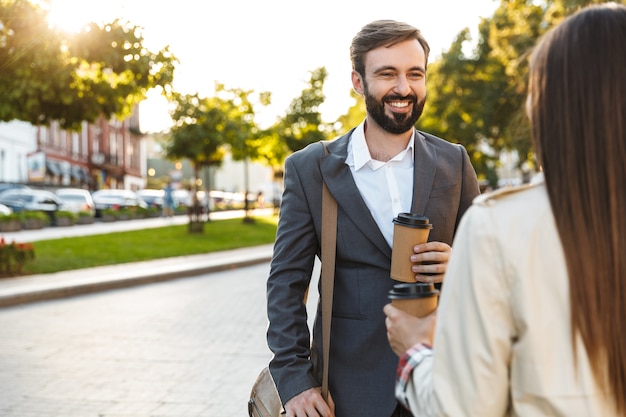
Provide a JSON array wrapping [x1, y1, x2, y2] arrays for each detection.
[[384, 304, 437, 357]]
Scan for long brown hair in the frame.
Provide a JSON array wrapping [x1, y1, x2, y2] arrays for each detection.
[[528, 3, 626, 414]]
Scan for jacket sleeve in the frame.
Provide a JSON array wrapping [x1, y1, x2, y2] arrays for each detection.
[[398, 203, 514, 416], [266, 151, 323, 405]]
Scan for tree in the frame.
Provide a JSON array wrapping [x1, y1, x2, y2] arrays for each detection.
[[335, 90, 365, 135], [220, 86, 271, 221], [164, 85, 270, 221], [0, 0, 176, 129], [252, 67, 333, 190], [164, 91, 229, 208], [418, 0, 612, 186], [415, 0, 547, 185], [275, 67, 332, 154]]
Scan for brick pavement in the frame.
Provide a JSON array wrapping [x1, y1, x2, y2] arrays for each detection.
[[0, 261, 322, 417]]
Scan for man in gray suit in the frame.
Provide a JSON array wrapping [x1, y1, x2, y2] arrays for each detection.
[[266, 20, 480, 417]]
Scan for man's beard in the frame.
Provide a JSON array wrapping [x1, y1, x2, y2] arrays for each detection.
[[363, 83, 426, 135]]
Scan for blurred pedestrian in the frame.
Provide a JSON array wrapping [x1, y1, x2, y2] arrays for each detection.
[[162, 181, 175, 218], [256, 191, 265, 208], [266, 19, 480, 417], [384, 3, 626, 416]]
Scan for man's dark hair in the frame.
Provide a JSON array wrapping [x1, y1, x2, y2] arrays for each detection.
[[350, 20, 430, 76]]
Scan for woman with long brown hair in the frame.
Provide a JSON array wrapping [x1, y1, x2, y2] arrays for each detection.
[[383, 3, 626, 416]]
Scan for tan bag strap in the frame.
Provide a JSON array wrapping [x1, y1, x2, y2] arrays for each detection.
[[320, 141, 336, 402]]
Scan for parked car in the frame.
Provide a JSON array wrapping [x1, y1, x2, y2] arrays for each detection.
[[173, 189, 192, 207], [0, 182, 30, 197], [137, 189, 164, 208], [0, 203, 12, 215], [91, 189, 146, 217], [55, 188, 96, 218], [0, 188, 62, 224]]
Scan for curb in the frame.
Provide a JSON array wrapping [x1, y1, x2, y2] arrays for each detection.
[[0, 244, 274, 308]]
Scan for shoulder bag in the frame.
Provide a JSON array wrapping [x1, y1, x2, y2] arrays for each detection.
[[248, 142, 337, 417]]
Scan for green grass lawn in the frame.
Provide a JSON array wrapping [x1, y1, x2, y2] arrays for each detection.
[[21, 216, 278, 275]]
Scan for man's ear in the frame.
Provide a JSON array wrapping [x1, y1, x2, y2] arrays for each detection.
[[351, 71, 364, 96]]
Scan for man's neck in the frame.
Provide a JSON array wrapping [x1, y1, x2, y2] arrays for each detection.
[[363, 119, 413, 162]]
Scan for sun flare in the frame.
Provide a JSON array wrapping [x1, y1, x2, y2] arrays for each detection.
[[45, 0, 109, 33]]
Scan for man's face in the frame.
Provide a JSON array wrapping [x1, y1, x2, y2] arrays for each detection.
[[353, 39, 427, 134]]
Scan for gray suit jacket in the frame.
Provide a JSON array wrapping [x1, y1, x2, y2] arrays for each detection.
[[267, 128, 480, 417]]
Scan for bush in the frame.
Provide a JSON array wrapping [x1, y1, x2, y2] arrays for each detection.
[[101, 208, 119, 220], [0, 213, 22, 232], [56, 210, 78, 220], [0, 213, 21, 222], [0, 237, 35, 276], [78, 210, 93, 218], [20, 211, 49, 228]]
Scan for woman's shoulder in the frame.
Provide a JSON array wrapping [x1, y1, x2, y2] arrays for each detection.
[[473, 173, 547, 209]]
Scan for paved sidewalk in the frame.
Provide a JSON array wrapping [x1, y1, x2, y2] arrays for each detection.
[[0, 244, 274, 308]]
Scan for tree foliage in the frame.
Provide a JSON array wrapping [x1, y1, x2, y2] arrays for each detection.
[[275, 67, 332, 154], [415, 0, 611, 185], [335, 89, 366, 136], [165, 91, 229, 177], [0, 0, 176, 129], [164, 84, 270, 187], [417, 1, 544, 185], [252, 67, 334, 172]]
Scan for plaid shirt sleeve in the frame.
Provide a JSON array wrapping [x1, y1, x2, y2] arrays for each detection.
[[395, 343, 433, 412]]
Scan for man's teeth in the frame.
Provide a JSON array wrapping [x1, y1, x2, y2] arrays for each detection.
[[388, 101, 409, 108]]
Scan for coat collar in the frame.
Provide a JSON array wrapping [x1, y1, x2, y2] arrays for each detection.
[[411, 130, 438, 215], [319, 129, 440, 258]]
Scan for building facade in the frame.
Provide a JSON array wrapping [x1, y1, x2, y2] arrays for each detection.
[[0, 121, 37, 183], [2, 113, 278, 200], [1, 109, 145, 191]]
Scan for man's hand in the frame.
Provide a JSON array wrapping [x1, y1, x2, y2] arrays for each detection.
[[284, 387, 335, 417], [384, 304, 437, 357], [410, 241, 452, 283]]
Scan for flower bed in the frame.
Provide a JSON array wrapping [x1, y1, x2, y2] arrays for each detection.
[[0, 237, 35, 277]]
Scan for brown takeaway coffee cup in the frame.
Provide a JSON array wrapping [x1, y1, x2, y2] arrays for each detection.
[[388, 282, 439, 318], [390, 213, 433, 282]]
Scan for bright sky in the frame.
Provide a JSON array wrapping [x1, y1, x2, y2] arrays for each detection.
[[47, 0, 499, 132]]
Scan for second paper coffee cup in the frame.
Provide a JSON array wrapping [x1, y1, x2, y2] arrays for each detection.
[[390, 213, 433, 282], [388, 282, 439, 317]]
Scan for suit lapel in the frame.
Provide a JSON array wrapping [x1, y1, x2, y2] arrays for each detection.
[[411, 130, 437, 215], [320, 134, 391, 258]]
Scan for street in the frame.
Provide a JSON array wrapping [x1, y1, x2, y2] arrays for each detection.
[[0, 262, 319, 417]]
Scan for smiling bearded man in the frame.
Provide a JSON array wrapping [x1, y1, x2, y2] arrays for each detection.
[[265, 19, 480, 417]]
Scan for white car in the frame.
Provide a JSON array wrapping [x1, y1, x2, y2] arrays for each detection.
[[137, 189, 164, 208], [0, 203, 12, 215], [55, 188, 96, 218], [91, 189, 146, 217]]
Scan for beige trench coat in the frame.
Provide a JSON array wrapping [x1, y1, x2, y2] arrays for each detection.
[[402, 175, 616, 416]]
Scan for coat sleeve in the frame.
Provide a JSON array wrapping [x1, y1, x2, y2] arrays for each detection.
[[267, 150, 323, 405], [398, 203, 514, 416]]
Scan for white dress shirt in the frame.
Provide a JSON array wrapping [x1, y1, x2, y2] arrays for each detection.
[[345, 121, 415, 247]]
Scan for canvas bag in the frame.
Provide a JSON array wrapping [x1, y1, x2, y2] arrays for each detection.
[[248, 142, 337, 417]]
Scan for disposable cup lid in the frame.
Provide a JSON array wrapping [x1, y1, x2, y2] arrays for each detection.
[[392, 212, 433, 229], [388, 282, 439, 299]]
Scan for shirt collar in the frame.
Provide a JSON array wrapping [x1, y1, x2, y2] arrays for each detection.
[[349, 120, 415, 171]]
